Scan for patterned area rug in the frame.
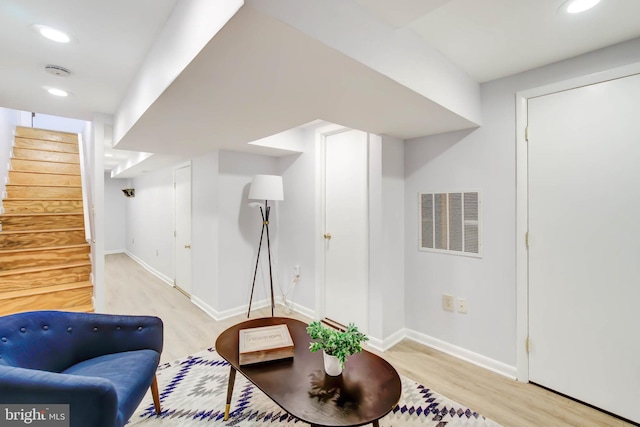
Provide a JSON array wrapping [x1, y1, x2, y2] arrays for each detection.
[[129, 348, 501, 426]]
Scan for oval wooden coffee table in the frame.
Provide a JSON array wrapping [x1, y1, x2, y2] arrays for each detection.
[[215, 317, 401, 427]]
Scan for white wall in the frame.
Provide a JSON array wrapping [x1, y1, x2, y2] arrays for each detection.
[[126, 165, 175, 284], [277, 128, 318, 314], [123, 148, 281, 318], [191, 151, 220, 313], [83, 115, 107, 312], [380, 136, 405, 339], [26, 113, 86, 134], [217, 150, 278, 313], [104, 174, 129, 253], [403, 37, 640, 372], [366, 134, 407, 346], [0, 108, 18, 200]]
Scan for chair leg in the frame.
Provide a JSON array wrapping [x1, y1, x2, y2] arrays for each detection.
[[151, 374, 161, 414]]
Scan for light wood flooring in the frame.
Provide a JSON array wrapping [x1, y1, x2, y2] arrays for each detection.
[[105, 253, 634, 427]]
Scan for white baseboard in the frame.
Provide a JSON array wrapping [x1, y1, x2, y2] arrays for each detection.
[[125, 251, 173, 287], [191, 296, 271, 321], [277, 297, 315, 320], [367, 327, 408, 352], [405, 329, 517, 379], [116, 256, 516, 378], [105, 249, 125, 255]]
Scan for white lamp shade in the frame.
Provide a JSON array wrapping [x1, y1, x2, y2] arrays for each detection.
[[248, 175, 284, 201]]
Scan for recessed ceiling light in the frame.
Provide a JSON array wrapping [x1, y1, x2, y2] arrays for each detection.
[[561, 0, 601, 14], [33, 25, 70, 43], [47, 88, 68, 97]]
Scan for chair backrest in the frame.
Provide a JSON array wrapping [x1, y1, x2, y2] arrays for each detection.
[[0, 311, 162, 372]]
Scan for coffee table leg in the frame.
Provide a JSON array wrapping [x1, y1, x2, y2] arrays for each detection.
[[372, 421, 380, 427], [224, 366, 237, 421]]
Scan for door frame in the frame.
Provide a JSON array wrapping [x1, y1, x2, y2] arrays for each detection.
[[515, 62, 640, 382], [174, 161, 192, 297], [314, 124, 370, 327]]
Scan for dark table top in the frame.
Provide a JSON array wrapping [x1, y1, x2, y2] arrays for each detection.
[[215, 317, 401, 427]]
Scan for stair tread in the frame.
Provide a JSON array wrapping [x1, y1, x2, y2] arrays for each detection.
[[5, 184, 81, 188], [0, 227, 84, 235], [0, 261, 91, 277], [12, 147, 79, 154], [0, 243, 89, 254], [15, 142, 79, 149], [10, 156, 80, 166], [0, 212, 83, 218], [15, 136, 79, 145], [3, 198, 83, 201], [10, 158, 80, 166], [0, 281, 92, 300], [16, 126, 78, 139], [10, 169, 80, 177]]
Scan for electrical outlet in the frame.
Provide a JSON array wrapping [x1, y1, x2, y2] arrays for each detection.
[[442, 295, 454, 312], [457, 298, 467, 314]]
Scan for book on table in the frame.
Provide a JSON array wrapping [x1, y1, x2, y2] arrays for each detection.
[[239, 324, 295, 366]]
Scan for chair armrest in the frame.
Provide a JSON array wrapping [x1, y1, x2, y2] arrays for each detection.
[[0, 366, 118, 427]]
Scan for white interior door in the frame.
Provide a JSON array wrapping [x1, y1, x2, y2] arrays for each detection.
[[323, 129, 368, 330], [528, 73, 640, 422], [175, 164, 192, 296]]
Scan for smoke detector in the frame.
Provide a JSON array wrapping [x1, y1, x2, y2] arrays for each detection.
[[45, 65, 71, 77]]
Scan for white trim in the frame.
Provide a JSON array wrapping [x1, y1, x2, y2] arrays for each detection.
[[277, 297, 315, 320], [90, 267, 97, 312], [125, 250, 173, 286], [104, 249, 125, 255], [192, 295, 273, 321], [121, 247, 520, 379], [515, 93, 529, 382], [366, 328, 407, 352], [406, 329, 517, 379], [173, 161, 192, 295], [77, 134, 92, 243], [515, 61, 640, 382]]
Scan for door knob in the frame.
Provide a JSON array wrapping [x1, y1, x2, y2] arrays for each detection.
[[324, 233, 332, 240], [184, 244, 191, 249]]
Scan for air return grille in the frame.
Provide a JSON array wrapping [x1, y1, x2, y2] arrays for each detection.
[[420, 191, 481, 256]]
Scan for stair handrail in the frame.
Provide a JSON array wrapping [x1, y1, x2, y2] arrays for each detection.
[[77, 134, 93, 243]]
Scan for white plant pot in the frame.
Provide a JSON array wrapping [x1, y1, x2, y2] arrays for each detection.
[[323, 351, 343, 376]]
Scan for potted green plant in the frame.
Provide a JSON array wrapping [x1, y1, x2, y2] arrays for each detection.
[[306, 321, 368, 376]]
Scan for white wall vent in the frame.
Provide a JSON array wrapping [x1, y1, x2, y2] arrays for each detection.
[[419, 191, 481, 257]]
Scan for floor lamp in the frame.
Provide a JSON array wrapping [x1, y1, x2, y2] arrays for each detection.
[[247, 174, 284, 317]]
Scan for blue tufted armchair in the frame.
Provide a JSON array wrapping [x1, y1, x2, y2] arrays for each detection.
[[0, 310, 163, 427]]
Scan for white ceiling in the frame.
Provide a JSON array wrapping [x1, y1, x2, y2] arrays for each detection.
[[0, 0, 179, 120], [1, 0, 640, 176], [409, 0, 640, 82]]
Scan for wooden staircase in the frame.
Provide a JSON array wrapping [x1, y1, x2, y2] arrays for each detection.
[[0, 126, 94, 315]]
